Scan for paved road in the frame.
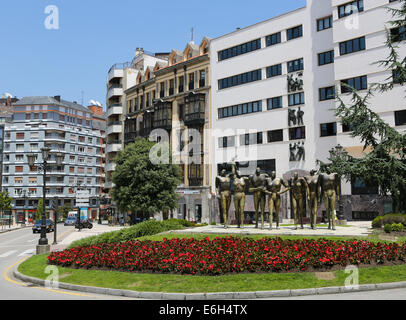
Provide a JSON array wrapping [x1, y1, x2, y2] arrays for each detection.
[[0, 225, 128, 300]]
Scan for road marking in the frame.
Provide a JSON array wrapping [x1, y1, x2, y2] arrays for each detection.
[[3, 258, 93, 298], [0, 251, 17, 258], [18, 249, 35, 257]]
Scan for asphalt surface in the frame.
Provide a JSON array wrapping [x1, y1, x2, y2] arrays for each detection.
[[0, 225, 127, 300]]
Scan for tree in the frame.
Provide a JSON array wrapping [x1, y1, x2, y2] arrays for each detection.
[[325, 1, 406, 212], [0, 191, 12, 224], [57, 203, 73, 221], [36, 199, 44, 221], [111, 139, 181, 218]]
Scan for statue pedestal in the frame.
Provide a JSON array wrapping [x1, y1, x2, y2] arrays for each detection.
[[36, 244, 51, 255]]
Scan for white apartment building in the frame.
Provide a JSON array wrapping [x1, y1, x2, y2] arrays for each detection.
[[105, 49, 168, 193], [210, 0, 405, 222]]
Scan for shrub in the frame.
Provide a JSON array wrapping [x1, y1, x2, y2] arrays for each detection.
[[68, 219, 190, 248], [391, 223, 404, 232], [210, 222, 217, 226], [383, 214, 406, 226], [372, 216, 384, 229], [384, 224, 392, 233]]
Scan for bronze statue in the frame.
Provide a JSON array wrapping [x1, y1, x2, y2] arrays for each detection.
[[249, 167, 268, 229], [304, 170, 321, 230], [319, 166, 340, 230], [216, 169, 232, 228], [264, 172, 290, 229], [289, 172, 309, 230], [231, 163, 249, 228]]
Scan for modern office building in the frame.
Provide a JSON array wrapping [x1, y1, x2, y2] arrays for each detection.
[[210, 0, 405, 222], [124, 38, 213, 223], [3, 96, 104, 224]]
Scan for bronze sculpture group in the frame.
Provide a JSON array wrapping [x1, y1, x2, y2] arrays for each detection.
[[215, 163, 340, 231]]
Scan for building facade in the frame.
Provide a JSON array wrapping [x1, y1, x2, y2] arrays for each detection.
[[105, 49, 169, 212], [210, 0, 405, 222], [124, 38, 213, 223], [3, 96, 104, 224]]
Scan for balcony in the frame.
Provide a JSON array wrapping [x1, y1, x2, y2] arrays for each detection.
[[106, 104, 123, 118], [106, 142, 122, 154], [105, 162, 116, 172], [107, 85, 123, 99], [106, 122, 122, 136], [107, 66, 125, 82]]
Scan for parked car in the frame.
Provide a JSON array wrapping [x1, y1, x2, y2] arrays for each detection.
[[32, 219, 55, 234], [75, 219, 93, 230], [64, 217, 76, 226]]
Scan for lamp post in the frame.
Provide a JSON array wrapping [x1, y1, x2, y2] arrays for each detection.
[[27, 148, 64, 254]]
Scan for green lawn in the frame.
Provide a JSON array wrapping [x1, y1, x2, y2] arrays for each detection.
[[17, 232, 406, 293]]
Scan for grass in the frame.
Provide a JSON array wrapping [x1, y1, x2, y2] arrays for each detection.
[[19, 253, 406, 293], [17, 232, 406, 293]]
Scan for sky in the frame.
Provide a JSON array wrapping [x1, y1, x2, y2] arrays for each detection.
[[0, 0, 305, 109]]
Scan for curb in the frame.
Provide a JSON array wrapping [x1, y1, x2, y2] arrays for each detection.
[[0, 226, 26, 234], [12, 266, 406, 300]]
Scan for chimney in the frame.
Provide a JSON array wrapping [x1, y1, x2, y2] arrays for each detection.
[[141, 48, 144, 54], [54, 95, 61, 102], [135, 47, 140, 56]]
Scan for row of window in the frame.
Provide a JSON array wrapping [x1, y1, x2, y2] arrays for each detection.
[[218, 127, 306, 148], [218, 25, 303, 62]]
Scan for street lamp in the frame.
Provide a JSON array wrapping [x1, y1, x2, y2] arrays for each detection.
[[27, 148, 65, 254]]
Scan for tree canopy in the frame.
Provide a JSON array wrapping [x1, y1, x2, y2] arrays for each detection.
[[325, 1, 406, 212], [111, 139, 181, 217]]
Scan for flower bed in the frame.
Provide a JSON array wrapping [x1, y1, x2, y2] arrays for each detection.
[[47, 237, 406, 275]]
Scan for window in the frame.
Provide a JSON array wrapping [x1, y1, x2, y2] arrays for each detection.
[[287, 58, 304, 73], [16, 144, 24, 151], [351, 177, 378, 195], [219, 136, 235, 148], [77, 167, 85, 174], [287, 25, 303, 40], [338, 0, 364, 19], [15, 155, 24, 162], [16, 133, 25, 140], [317, 16, 332, 31], [30, 143, 38, 151], [14, 177, 23, 184], [289, 127, 306, 140], [267, 64, 282, 78], [395, 110, 406, 126], [29, 177, 37, 184], [339, 37, 366, 55], [391, 26, 406, 43], [320, 122, 337, 137], [266, 32, 281, 46], [31, 132, 39, 139], [319, 86, 335, 101], [318, 50, 334, 66], [288, 92, 305, 106], [78, 147, 85, 153], [393, 68, 404, 84], [341, 75, 367, 93], [218, 100, 262, 119], [69, 166, 75, 173], [267, 97, 283, 110], [218, 69, 262, 90], [240, 132, 263, 146], [87, 168, 92, 174], [268, 129, 284, 143], [218, 38, 261, 61]]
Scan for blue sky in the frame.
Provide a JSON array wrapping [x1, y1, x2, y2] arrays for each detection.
[[0, 0, 305, 109]]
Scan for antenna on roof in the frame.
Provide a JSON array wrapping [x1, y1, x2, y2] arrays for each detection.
[[191, 27, 194, 42], [81, 91, 84, 105]]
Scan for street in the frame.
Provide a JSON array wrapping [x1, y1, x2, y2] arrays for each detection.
[[0, 225, 126, 300]]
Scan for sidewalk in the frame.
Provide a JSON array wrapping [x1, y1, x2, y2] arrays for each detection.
[[171, 221, 373, 238], [0, 224, 28, 234], [51, 224, 125, 252]]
